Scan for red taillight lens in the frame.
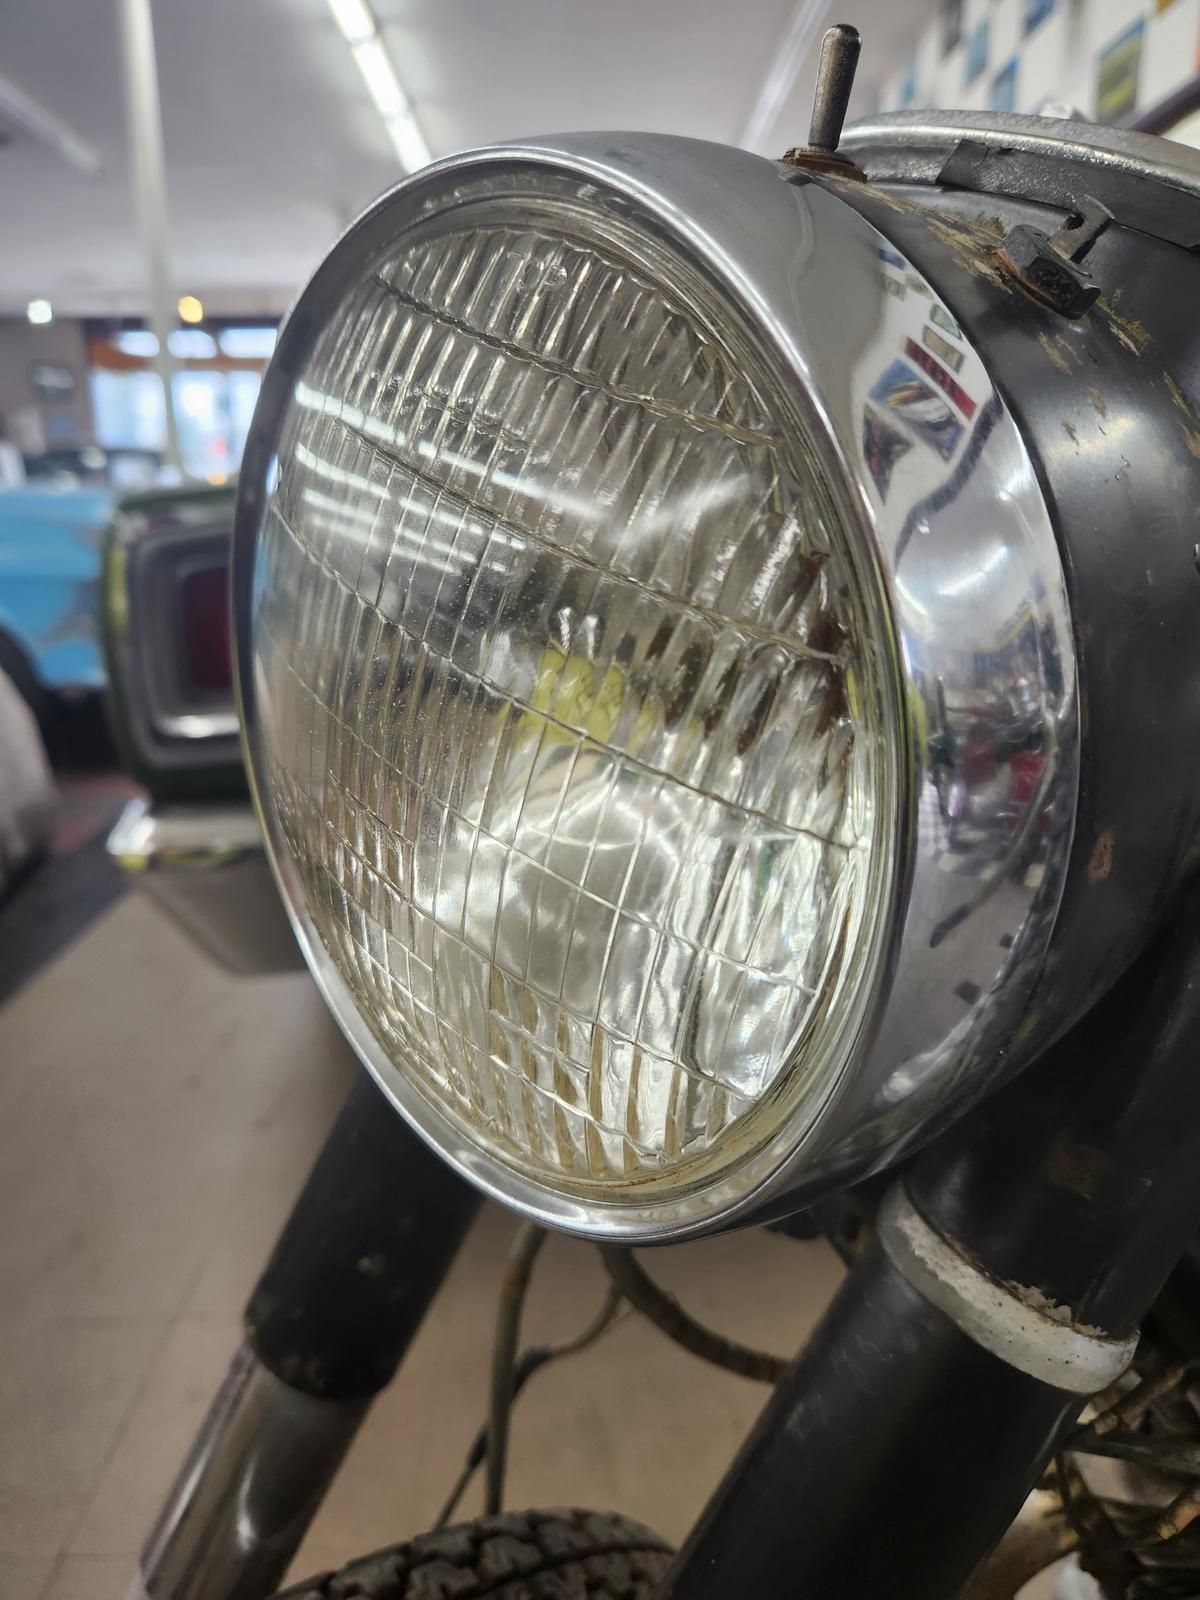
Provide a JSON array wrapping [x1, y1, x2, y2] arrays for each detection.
[[181, 565, 231, 691]]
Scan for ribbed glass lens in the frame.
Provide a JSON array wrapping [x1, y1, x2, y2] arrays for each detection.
[[251, 185, 895, 1203]]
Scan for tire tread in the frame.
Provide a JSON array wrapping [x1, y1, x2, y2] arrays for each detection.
[[276, 1508, 673, 1600]]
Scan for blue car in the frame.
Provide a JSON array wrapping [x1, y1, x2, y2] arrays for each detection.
[[0, 485, 114, 719]]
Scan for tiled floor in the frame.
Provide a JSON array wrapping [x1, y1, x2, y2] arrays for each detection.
[[0, 892, 848, 1598]]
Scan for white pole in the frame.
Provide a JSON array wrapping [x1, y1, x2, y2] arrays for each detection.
[[115, 0, 184, 476]]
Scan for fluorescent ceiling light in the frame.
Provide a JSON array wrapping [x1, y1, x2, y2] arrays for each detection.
[[26, 299, 53, 324], [741, 0, 831, 153], [0, 70, 102, 176], [328, 0, 431, 172], [352, 36, 404, 120], [384, 109, 430, 173], [328, 0, 374, 44]]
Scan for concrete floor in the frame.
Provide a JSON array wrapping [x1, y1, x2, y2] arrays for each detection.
[[0, 893, 848, 1598]]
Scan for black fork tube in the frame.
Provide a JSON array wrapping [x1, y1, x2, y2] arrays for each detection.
[[135, 1070, 480, 1600], [663, 892, 1200, 1600]]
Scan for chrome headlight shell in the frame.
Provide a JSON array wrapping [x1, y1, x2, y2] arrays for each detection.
[[234, 135, 1077, 1240]]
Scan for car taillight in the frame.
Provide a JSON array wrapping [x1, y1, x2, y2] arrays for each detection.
[[182, 565, 231, 692]]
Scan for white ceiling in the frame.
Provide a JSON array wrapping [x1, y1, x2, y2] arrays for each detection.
[[0, 0, 933, 317]]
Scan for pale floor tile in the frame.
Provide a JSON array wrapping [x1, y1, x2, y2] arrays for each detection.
[[287, 1214, 844, 1579], [0, 898, 355, 1580], [68, 1319, 236, 1559], [39, 1553, 135, 1600], [0, 1552, 56, 1597], [0, 893, 850, 1592], [0, 898, 346, 1324], [0, 1312, 165, 1560]]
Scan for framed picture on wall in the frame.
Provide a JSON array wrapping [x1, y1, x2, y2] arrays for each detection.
[[990, 57, 1019, 112], [1096, 18, 1144, 122], [899, 57, 919, 107], [942, 0, 963, 55], [29, 363, 76, 403], [965, 19, 989, 85]]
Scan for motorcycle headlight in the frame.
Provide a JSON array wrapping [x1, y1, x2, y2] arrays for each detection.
[[234, 134, 1077, 1238]]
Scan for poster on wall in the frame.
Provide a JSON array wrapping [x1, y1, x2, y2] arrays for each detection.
[[862, 406, 912, 503], [29, 363, 76, 403], [868, 360, 964, 462], [1096, 19, 1144, 122], [965, 19, 989, 84], [990, 58, 1019, 111], [1067, 0, 1086, 51], [942, 0, 963, 54]]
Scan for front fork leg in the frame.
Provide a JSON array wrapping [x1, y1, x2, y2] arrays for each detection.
[[133, 1071, 480, 1600], [663, 892, 1200, 1600]]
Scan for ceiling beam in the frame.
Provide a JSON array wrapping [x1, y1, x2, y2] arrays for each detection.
[[0, 69, 102, 176]]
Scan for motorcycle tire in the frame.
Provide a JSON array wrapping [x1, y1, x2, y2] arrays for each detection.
[[275, 1507, 674, 1599]]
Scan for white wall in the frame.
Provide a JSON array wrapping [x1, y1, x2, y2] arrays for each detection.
[[875, 0, 1200, 123]]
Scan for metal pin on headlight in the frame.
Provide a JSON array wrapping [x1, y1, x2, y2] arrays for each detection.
[[234, 127, 1077, 1239]]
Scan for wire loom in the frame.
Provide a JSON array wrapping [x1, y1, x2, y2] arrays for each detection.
[[438, 1219, 1200, 1599], [1052, 1348, 1200, 1598], [435, 1227, 791, 1529]]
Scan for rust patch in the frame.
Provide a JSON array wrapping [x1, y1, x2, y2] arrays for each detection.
[[856, 182, 932, 220], [1087, 386, 1109, 419], [1088, 829, 1115, 882], [1043, 1135, 1109, 1202], [1156, 1481, 1200, 1541], [1038, 333, 1074, 374], [925, 211, 1015, 293], [781, 147, 866, 180], [1007, 1279, 1111, 1338], [1012, 1006, 1042, 1049], [1063, 420, 1080, 447], [955, 1233, 1115, 1339], [1181, 830, 1200, 877], [1163, 372, 1200, 459], [850, 188, 1016, 296], [1100, 303, 1151, 356], [1164, 372, 1191, 413]]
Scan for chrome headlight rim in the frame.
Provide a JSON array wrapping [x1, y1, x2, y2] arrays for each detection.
[[233, 133, 1077, 1241]]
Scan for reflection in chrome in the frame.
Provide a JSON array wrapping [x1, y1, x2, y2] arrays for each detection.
[[135, 1342, 364, 1600], [842, 175, 1075, 1137]]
